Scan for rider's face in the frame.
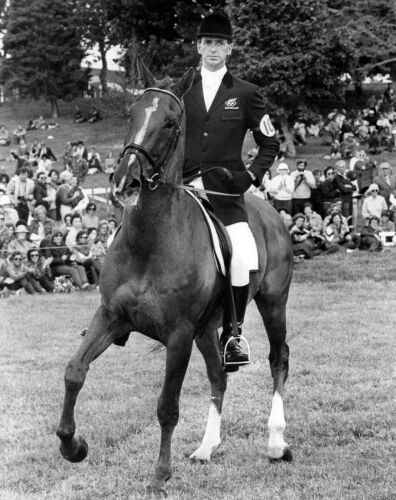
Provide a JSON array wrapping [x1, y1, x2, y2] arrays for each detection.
[[198, 37, 232, 72]]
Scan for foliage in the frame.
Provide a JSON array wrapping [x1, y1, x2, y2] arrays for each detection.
[[328, 0, 396, 77], [227, 0, 355, 115], [2, 0, 89, 116]]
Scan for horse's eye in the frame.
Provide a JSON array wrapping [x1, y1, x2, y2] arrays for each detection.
[[164, 121, 175, 129]]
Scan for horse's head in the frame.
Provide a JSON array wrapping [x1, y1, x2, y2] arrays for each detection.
[[112, 67, 194, 206]]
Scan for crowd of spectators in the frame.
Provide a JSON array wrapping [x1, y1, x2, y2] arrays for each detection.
[[249, 154, 396, 261], [0, 125, 119, 297]]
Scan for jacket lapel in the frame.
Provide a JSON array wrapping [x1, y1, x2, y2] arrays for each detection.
[[208, 71, 234, 113], [188, 72, 206, 114]]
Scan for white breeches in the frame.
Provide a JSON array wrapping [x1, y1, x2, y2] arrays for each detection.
[[190, 176, 258, 286]]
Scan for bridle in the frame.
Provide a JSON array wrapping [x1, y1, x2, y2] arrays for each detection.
[[119, 88, 183, 189]]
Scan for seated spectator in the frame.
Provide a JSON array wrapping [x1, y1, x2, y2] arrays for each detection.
[[0, 194, 19, 225], [359, 217, 383, 252], [39, 142, 57, 162], [33, 172, 50, 211], [7, 224, 33, 258], [361, 183, 388, 223], [75, 140, 88, 160], [0, 165, 10, 188], [87, 147, 103, 173], [45, 171, 59, 220], [303, 202, 323, 235], [29, 138, 40, 162], [88, 105, 102, 123], [27, 115, 48, 130], [104, 152, 116, 174], [354, 157, 377, 196], [87, 227, 107, 266], [59, 213, 73, 235], [29, 205, 55, 246], [73, 105, 87, 124], [65, 213, 83, 248], [379, 210, 395, 232], [0, 257, 8, 294], [25, 248, 53, 292], [289, 213, 319, 259], [107, 217, 118, 235], [0, 222, 15, 259], [0, 125, 11, 146], [82, 202, 99, 229], [12, 125, 26, 144], [278, 209, 293, 229], [4, 251, 35, 294], [46, 230, 91, 290], [324, 212, 359, 253], [72, 230, 101, 285], [55, 172, 84, 221], [37, 154, 54, 174], [97, 219, 110, 245], [268, 162, 294, 214], [368, 130, 381, 155]]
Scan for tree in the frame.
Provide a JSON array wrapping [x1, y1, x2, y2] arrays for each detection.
[[3, 0, 89, 117], [227, 0, 355, 156], [327, 0, 396, 80], [75, 0, 117, 93]]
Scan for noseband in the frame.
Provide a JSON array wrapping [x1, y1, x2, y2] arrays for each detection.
[[119, 88, 183, 187]]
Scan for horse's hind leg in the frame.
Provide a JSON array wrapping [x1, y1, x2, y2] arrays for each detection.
[[190, 328, 227, 462], [254, 294, 292, 462], [56, 305, 122, 462]]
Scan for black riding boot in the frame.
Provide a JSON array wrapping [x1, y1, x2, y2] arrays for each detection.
[[220, 284, 250, 370]]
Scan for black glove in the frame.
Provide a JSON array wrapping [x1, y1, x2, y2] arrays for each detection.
[[228, 170, 253, 194]]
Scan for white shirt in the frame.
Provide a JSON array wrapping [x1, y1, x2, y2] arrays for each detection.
[[201, 66, 227, 111]]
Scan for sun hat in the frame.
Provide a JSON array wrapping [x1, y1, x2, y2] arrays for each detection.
[[277, 162, 289, 172], [379, 162, 391, 170], [0, 195, 11, 205], [15, 224, 28, 233], [367, 183, 379, 193]]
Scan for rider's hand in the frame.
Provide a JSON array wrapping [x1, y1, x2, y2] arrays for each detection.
[[228, 170, 254, 194]]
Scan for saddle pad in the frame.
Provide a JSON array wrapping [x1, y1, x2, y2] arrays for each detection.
[[185, 190, 226, 276]]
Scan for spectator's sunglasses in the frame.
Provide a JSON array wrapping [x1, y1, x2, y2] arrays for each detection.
[[13, 257, 22, 261], [79, 234, 88, 239], [30, 253, 39, 257], [88, 207, 96, 211], [327, 171, 334, 176]]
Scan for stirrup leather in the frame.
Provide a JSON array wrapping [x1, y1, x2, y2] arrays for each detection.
[[222, 335, 251, 368]]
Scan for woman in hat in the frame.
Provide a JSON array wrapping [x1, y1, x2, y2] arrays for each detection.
[[361, 183, 388, 224], [4, 250, 35, 294], [7, 224, 33, 258]]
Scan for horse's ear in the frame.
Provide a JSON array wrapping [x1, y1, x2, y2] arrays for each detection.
[[139, 59, 155, 88], [174, 67, 195, 98]]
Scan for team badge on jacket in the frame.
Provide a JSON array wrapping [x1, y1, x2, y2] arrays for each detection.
[[259, 114, 276, 137], [224, 98, 239, 110]]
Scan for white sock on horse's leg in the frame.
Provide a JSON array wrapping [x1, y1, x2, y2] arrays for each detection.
[[267, 391, 289, 459], [190, 398, 221, 462]]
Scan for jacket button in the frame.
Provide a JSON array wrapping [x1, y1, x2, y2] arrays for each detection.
[[203, 132, 208, 137]]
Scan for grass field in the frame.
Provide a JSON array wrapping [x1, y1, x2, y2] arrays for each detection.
[[1, 249, 395, 500]]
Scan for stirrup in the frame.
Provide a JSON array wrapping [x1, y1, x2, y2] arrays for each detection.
[[222, 335, 251, 369]]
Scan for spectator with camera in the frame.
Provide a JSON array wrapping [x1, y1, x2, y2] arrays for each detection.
[[6, 167, 35, 221], [290, 159, 316, 215], [268, 162, 294, 214], [289, 213, 320, 259]]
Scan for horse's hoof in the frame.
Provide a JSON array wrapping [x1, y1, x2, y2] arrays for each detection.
[[60, 435, 88, 463], [269, 447, 293, 463], [145, 485, 168, 498], [190, 455, 210, 464]]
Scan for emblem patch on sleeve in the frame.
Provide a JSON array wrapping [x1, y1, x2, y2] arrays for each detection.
[[259, 114, 276, 137]]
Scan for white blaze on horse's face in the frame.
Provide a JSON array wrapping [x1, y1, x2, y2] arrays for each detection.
[[127, 97, 159, 168]]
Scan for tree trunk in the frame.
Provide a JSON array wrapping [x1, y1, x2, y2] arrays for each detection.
[[280, 117, 296, 158], [98, 40, 108, 94], [50, 98, 59, 119]]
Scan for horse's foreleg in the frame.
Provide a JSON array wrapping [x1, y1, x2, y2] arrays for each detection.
[[190, 329, 227, 462], [255, 296, 292, 462], [148, 328, 193, 495], [56, 305, 121, 463]]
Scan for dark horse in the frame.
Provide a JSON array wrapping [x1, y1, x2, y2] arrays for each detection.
[[56, 68, 294, 495]]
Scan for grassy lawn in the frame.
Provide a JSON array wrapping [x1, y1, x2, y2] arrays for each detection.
[[1, 248, 395, 499]]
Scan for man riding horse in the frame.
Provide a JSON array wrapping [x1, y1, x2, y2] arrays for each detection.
[[183, 12, 279, 369]]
